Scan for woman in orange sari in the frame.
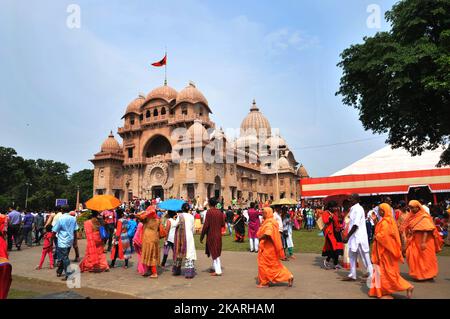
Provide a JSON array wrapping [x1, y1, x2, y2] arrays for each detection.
[[256, 207, 293, 288], [79, 211, 109, 273], [137, 206, 164, 278], [369, 203, 413, 299], [401, 200, 443, 281]]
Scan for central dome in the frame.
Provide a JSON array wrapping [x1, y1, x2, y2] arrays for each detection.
[[146, 84, 178, 104], [240, 99, 271, 138]]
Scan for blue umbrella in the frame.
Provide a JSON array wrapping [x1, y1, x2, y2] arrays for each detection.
[[157, 199, 186, 212]]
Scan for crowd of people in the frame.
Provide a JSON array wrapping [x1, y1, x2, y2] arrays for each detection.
[[0, 194, 449, 299], [318, 195, 449, 299]]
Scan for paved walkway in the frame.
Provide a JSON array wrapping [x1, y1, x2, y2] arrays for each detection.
[[8, 239, 450, 299]]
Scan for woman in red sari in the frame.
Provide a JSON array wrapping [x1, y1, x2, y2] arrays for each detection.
[[321, 201, 344, 270], [0, 257, 12, 299], [79, 211, 109, 273], [0, 212, 8, 259]]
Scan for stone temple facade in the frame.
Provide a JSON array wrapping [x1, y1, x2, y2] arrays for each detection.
[[91, 82, 309, 207]]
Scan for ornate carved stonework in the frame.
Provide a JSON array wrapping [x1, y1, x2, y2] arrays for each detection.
[[143, 162, 169, 190]]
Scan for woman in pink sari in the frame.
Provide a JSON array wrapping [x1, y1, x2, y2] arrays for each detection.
[[79, 211, 109, 273], [133, 221, 148, 275]]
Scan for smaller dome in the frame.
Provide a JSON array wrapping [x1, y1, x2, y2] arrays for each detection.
[[265, 135, 286, 148], [297, 164, 309, 178], [146, 84, 178, 103], [236, 135, 258, 149], [187, 119, 208, 141], [123, 95, 144, 117], [176, 82, 209, 106], [278, 156, 291, 170], [101, 131, 121, 153]]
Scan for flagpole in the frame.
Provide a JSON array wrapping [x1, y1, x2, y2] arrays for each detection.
[[164, 47, 167, 85]]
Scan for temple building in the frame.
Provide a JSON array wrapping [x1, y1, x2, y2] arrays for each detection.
[[91, 81, 308, 206]]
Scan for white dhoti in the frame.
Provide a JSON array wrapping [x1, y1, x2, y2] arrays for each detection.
[[348, 244, 373, 280]]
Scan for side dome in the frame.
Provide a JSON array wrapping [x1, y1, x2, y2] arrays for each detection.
[[176, 82, 209, 108], [101, 131, 121, 153], [278, 156, 291, 170], [187, 119, 208, 141], [145, 84, 178, 104], [297, 164, 309, 178], [265, 135, 286, 148], [122, 95, 144, 118], [240, 99, 271, 138], [236, 135, 258, 148]]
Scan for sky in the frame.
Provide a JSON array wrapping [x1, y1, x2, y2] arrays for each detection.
[[0, 0, 398, 177]]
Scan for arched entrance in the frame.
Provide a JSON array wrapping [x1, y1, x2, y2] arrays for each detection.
[[214, 176, 221, 199], [152, 186, 164, 200], [144, 135, 172, 158]]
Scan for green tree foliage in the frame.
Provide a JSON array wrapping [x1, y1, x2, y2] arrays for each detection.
[[337, 0, 450, 166], [0, 146, 93, 211]]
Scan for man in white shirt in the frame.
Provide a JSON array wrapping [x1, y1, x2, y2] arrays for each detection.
[[343, 193, 373, 281], [273, 207, 283, 233]]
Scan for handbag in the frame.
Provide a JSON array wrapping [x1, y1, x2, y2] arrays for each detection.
[[316, 216, 325, 230], [159, 222, 167, 239], [99, 226, 108, 240]]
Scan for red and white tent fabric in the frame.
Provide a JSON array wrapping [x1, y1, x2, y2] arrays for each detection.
[[301, 146, 450, 198]]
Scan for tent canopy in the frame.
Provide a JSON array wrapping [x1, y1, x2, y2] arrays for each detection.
[[301, 146, 450, 198]]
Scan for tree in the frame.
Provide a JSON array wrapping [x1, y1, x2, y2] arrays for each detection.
[[336, 0, 450, 166], [0, 146, 93, 211], [63, 169, 94, 209]]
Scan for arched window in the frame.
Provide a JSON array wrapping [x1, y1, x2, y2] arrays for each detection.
[[161, 107, 166, 115], [144, 135, 172, 157], [139, 114, 143, 121], [153, 108, 159, 117], [146, 110, 150, 118], [130, 115, 135, 125]]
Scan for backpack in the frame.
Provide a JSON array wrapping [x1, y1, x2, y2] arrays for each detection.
[[99, 225, 109, 240]]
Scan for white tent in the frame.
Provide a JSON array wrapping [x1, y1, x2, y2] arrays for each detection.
[[332, 145, 447, 176]]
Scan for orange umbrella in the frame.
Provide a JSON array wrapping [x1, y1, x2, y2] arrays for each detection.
[[85, 195, 121, 212]]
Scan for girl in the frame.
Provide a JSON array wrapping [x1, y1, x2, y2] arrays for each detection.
[[110, 209, 132, 269], [36, 225, 54, 270], [161, 211, 177, 268]]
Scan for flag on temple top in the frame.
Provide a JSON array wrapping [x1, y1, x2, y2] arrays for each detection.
[[151, 54, 167, 67]]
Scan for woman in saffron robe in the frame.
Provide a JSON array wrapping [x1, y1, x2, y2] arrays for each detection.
[[0, 212, 8, 259], [110, 209, 132, 269], [369, 203, 413, 299], [79, 211, 109, 273], [137, 206, 163, 278], [401, 200, 443, 281], [256, 207, 294, 288], [233, 210, 246, 242]]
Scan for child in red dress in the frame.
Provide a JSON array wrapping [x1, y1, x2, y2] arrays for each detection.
[[36, 225, 54, 270]]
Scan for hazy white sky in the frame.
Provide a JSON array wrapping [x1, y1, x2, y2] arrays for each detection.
[[0, 0, 397, 176]]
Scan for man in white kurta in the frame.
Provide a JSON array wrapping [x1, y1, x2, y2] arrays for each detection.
[[344, 194, 373, 281]]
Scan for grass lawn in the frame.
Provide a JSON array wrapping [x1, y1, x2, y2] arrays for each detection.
[[7, 289, 40, 299], [193, 228, 450, 256]]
